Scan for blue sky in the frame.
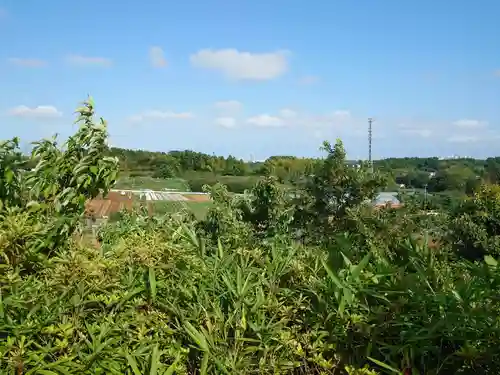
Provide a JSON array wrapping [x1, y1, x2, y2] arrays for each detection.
[[1, 0, 499, 160]]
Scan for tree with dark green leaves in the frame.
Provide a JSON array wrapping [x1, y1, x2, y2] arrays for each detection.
[[292, 139, 386, 244], [449, 184, 500, 260]]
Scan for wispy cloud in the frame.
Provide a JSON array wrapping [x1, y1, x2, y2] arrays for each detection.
[[279, 108, 297, 118], [247, 114, 285, 127], [129, 110, 195, 123], [447, 135, 480, 143], [149, 46, 167, 68], [453, 119, 488, 128], [65, 54, 112, 67], [190, 48, 290, 80], [245, 108, 353, 130], [7, 58, 47, 67], [215, 117, 237, 128], [7, 105, 62, 119], [400, 128, 433, 138], [214, 100, 243, 115]]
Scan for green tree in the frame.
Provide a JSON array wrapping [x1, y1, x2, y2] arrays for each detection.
[[292, 139, 386, 243], [485, 157, 500, 184], [237, 176, 294, 238], [0, 97, 118, 266], [449, 184, 500, 260], [0, 138, 25, 209]]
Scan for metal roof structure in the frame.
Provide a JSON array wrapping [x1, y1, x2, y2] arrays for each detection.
[[373, 192, 401, 206]]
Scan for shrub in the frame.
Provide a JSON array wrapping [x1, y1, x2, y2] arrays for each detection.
[[187, 174, 260, 193], [449, 184, 500, 259]]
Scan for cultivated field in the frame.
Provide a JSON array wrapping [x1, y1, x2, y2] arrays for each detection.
[[114, 176, 190, 191]]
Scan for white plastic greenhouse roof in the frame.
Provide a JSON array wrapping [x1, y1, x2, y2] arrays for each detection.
[[373, 192, 400, 205]]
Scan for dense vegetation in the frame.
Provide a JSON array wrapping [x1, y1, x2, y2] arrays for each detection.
[[2, 98, 500, 374], [107, 141, 500, 195]]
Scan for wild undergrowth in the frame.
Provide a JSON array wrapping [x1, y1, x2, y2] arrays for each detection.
[[1, 98, 500, 374]]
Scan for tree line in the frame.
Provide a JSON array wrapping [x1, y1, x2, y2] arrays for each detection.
[[107, 146, 500, 195]]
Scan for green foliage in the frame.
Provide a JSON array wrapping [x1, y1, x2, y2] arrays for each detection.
[[110, 148, 251, 177], [197, 183, 253, 247], [292, 139, 386, 244], [3, 207, 500, 373], [28, 98, 118, 215], [110, 136, 491, 203], [258, 156, 318, 183], [115, 176, 189, 191], [3, 102, 500, 374], [449, 184, 500, 260], [0, 97, 118, 267], [186, 174, 261, 193], [152, 162, 177, 179], [237, 176, 294, 237], [0, 137, 25, 209]]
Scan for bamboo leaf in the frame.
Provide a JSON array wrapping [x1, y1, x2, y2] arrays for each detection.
[[125, 352, 142, 375], [351, 250, 372, 280], [367, 357, 402, 374], [150, 345, 161, 375], [148, 267, 157, 302]]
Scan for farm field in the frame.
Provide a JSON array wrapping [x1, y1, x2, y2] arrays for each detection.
[[147, 200, 212, 219], [87, 188, 212, 219], [114, 176, 190, 191]]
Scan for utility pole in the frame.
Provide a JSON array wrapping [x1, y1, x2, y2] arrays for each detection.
[[424, 183, 428, 210], [368, 117, 373, 173]]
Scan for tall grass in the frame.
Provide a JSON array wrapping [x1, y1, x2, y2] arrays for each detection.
[[2, 211, 499, 374]]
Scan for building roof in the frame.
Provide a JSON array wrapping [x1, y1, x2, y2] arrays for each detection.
[[373, 192, 401, 206]]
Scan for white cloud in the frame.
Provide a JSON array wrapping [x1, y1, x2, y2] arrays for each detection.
[[332, 110, 351, 119], [279, 108, 297, 118], [190, 48, 289, 80], [7, 58, 47, 67], [215, 117, 236, 128], [149, 46, 167, 68], [7, 105, 62, 118], [214, 100, 242, 114], [447, 135, 480, 143], [299, 75, 320, 85], [129, 110, 195, 122], [65, 54, 112, 67], [453, 119, 488, 128], [244, 108, 353, 130], [313, 129, 323, 139], [401, 128, 433, 138], [247, 114, 285, 127], [307, 110, 353, 128]]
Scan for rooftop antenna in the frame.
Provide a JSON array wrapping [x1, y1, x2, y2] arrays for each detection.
[[368, 117, 374, 173]]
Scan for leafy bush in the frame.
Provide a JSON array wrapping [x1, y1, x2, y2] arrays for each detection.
[[0, 97, 118, 269], [3, 211, 500, 373], [449, 184, 500, 260], [2, 102, 500, 374], [186, 174, 260, 193]]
